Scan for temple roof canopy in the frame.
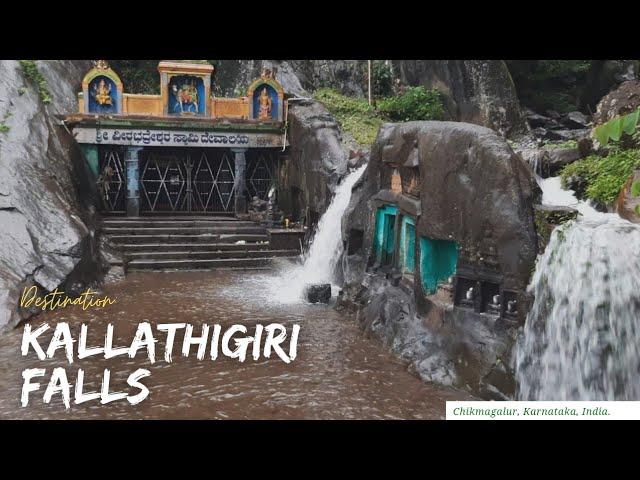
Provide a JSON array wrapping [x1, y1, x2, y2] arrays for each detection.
[[72, 60, 285, 126], [158, 60, 214, 75]]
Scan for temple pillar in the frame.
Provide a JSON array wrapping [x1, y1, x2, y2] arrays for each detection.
[[125, 146, 143, 217], [232, 148, 248, 215]]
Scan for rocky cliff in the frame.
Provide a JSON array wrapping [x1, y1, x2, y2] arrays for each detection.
[[212, 60, 525, 137], [392, 61, 527, 137], [0, 60, 100, 330], [278, 99, 349, 225]]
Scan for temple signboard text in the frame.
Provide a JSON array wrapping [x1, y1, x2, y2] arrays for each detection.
[[72, 127, 286, 148]]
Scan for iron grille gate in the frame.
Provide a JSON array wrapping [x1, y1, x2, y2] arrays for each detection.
[[139, 148, 235, 213], [246, 150, 277, 201], [98, 146, 126, 213]]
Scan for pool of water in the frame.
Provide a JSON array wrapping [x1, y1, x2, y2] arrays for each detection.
[[0, 269, 471, 419]]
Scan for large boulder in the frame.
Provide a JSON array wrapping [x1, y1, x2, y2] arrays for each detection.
[[0, 60, 100, 331], [278, 99, 348, 226], [593, 80, 640, 125], [391, 60, 527, 137], [339, 121, 539, 398]]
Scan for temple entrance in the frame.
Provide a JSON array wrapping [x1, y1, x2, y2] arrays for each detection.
[[246, 149, 278, 201], [97, 145, 127, 214], [139, 148, 235, 214]]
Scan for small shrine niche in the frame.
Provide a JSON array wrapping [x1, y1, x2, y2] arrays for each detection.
[[82, 60, 123, 114], [158, 61, 213, 117], [401, 142, 421, 198], [247, 68, 284, 122], [390, 168, 402, 194]]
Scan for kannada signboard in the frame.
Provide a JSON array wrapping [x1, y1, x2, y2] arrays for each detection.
[[72, 127, 286, 148]]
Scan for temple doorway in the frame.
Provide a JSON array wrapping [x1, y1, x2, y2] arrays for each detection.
[[139, 147, 235, 214]]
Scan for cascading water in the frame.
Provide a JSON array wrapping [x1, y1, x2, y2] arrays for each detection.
[[515, 176, 640, 400], [275, 163, 366, 302], [234, 164, 367, 305]]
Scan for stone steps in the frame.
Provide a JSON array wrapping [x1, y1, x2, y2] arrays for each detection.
[[99, 215, 300, 271], [106, 234, 269, 245], [125, 249, 299, 261], [101, 218, 256, 229], [118, 242, 271, 252], [127, 256, 300, 271], [101, 226, 266, 235]]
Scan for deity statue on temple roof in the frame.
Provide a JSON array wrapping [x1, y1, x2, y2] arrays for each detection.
[[92, 78, 112, 106], [258, 87, 272, 120], [171, 78, 199, 114]]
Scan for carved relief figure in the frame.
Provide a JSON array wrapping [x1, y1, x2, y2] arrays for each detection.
[[171, 78, 199, 114], [97, 165, 115, 210], [258, 87, 272, 120], [92, 78, 113, 106]]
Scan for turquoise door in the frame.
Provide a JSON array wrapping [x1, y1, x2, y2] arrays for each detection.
[[374, 205, 398, 266], [419, 236, 458, 294], [400, 216, 416, 273]]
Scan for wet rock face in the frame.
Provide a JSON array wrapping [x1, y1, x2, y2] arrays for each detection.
[[213, 60, 364, 98], [0, 60, 99, 330], [339, 121, 539, 398], [615, 170, 640, 223], [279, 100, 348, 225], [392, 60, 527, 137], [353, 275, 517, 399], [534, 205, 579, 251], [394, 122, 538, 289]]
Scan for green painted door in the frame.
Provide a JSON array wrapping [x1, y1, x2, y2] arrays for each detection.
[[400, 216, 416, 273], [419, 236, 458, 294], [374, 205, 398, 266]]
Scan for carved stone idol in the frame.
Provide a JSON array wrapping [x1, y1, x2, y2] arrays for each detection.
[[258, 87, 272, 120], [93, 79, 112, 106]]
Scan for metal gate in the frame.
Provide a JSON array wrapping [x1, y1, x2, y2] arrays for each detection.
[[139, 148, 235, 213], [97, 146, 126, 213], [246, 150, 277, 201]]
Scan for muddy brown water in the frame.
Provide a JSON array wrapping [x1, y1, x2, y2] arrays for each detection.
[[0, 269, 472, 419]]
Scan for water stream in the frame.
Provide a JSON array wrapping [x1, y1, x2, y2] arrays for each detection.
[[244, 164, 367, 304], [0, 163, 472, 418], [515, 176, 640, 400]]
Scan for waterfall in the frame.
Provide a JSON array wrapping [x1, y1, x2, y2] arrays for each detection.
[[262, 164, 367, 304], [515, 176, 640, 400]]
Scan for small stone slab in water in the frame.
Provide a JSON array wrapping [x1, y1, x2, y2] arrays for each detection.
[[305, 284, 331, 304]]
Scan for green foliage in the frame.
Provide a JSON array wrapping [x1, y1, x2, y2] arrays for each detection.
[[313, 86, 445, 147], [377, 86, 444, 122], [526, 60, 593, 82], [19, 61, 51, 104], [506, 60, 595, 113], [109, 60, 161, 94], [0, 122, 10, 133], [17, 87, 26, 96], [635, 205, 640, 216], [561, 148, 640, 205], [313, 88, 383, 146], [371, 60, 394, 97], [543, 139, 578, 150], [631, 180, 640, 198], [527, 91, 577, 114], [594, 108, 640, 146]]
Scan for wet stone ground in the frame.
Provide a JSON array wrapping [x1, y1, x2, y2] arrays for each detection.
[[0, 270, 471, 419]]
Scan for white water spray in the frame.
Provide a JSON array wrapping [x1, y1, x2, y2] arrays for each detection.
[[515, 176, 640, 400], [244, 164, 367, 305]]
